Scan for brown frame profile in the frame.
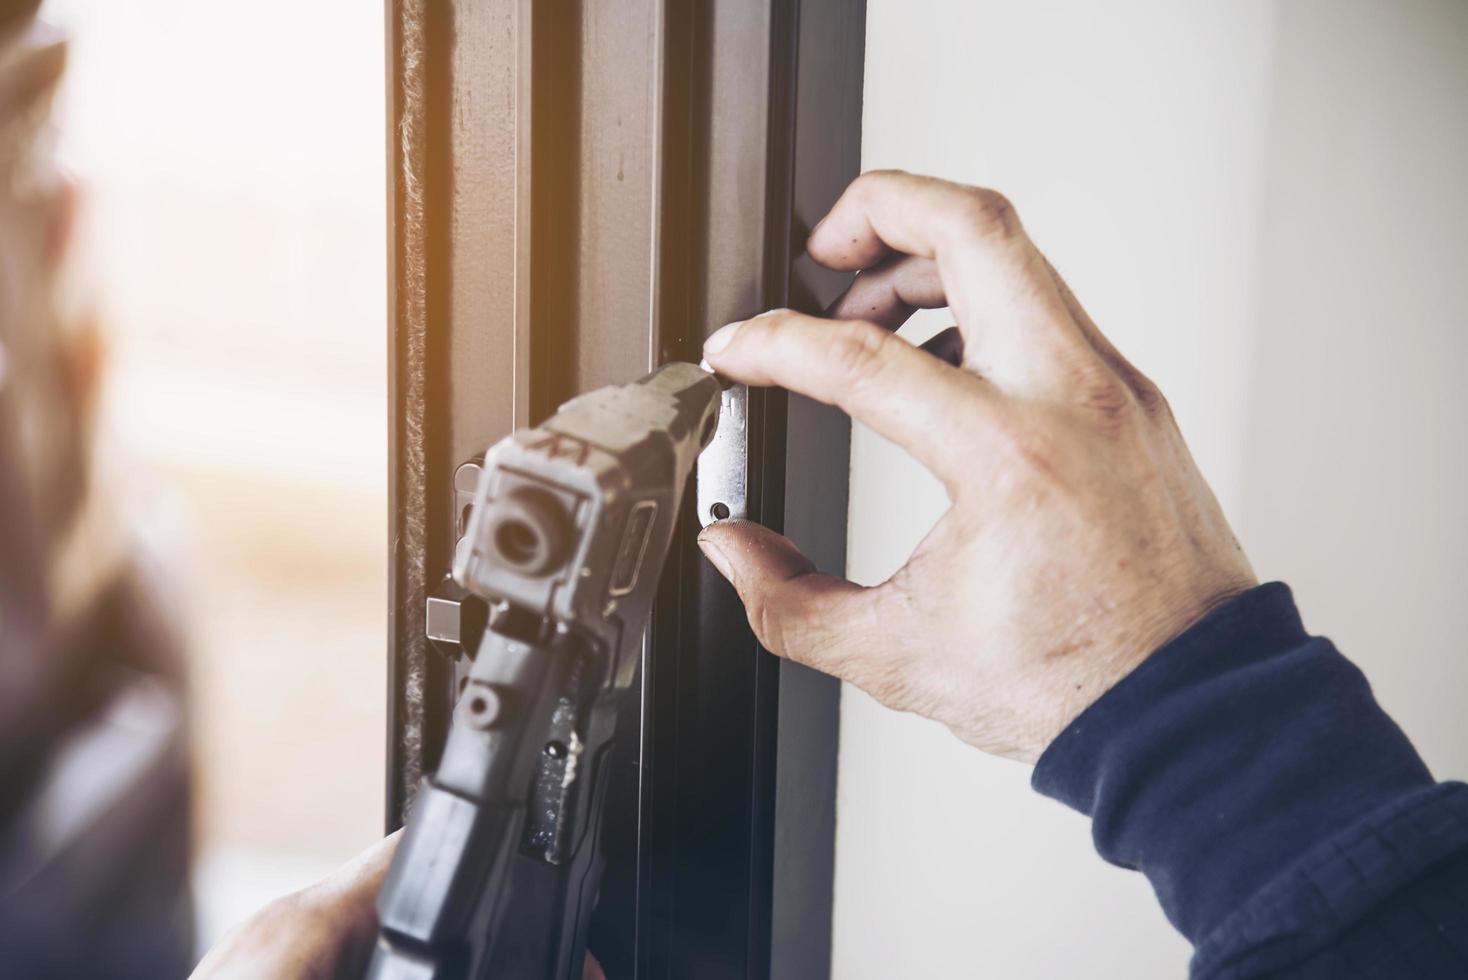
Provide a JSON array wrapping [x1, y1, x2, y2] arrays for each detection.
[[385, 2, 866, 976]]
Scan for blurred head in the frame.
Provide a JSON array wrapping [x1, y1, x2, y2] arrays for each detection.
[[0, 1, 110, 748]]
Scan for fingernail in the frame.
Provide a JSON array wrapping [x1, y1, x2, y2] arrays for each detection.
[[703, 320, 743, 356], [697, 535, 733, 581]]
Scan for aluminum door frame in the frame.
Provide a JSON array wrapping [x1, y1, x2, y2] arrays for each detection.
[[385, 2, 865, 976]]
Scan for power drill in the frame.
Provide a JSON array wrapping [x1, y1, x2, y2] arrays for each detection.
[[369, 362, 724, 979]]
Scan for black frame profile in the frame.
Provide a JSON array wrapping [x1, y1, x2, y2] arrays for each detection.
[[385, 2, 866, 976]]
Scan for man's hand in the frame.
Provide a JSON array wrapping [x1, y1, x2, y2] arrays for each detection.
[[190, 833, 399, 980], [698, 170, 1256, 763], [191, 831, 608, 980]]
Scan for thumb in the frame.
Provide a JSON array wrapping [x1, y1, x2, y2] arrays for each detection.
[[697, 519, 869, 676], [191, 831, 402, 980]]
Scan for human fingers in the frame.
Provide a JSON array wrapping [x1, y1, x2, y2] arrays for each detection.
[[826, 255, 962, 365], [828, 253, 945, 331], [190, 832, 401, 980], [808, 170, 1097, 393], [918, 326, 964, 366], [305, 828, 400, 916], [702, 309, 991, 494], [697, 520, 879, 679], [299, 832, 401, 979]]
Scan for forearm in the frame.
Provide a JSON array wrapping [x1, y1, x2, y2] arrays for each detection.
[[1032, 584, 1468, 978]]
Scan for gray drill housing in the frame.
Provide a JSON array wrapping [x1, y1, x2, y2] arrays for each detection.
[[454, 361, 721, 689], [370, 362, 722, 980]]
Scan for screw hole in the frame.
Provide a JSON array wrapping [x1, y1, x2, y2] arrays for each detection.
[[709, 501, 731, 521], [544, 740, 568, 760], [470, 696, 488, 714]]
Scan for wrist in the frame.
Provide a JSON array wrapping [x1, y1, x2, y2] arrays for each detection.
[[1032, 583, 1435, 943], [1027, 573, 1258, 762]]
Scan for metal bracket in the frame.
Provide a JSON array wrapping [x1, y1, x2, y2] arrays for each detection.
[[425, 589, 487, 658], [696, 383, 747, 527], [422, 459, 490, 661]]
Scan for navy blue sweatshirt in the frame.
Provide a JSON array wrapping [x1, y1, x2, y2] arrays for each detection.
[[1032, 583, 1468, 978]]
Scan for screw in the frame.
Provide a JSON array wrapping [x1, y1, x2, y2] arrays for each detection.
[[463, 685, 505, 730]]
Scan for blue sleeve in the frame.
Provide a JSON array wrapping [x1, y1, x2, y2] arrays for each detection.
[[1031, 583, 1468, 978]]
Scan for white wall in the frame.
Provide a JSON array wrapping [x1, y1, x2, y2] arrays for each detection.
[[1241, 0, 1468, 784], [834, 1, 1468, 977]]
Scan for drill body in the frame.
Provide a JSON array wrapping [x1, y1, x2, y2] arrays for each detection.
[[369, 362, 722, 980]]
